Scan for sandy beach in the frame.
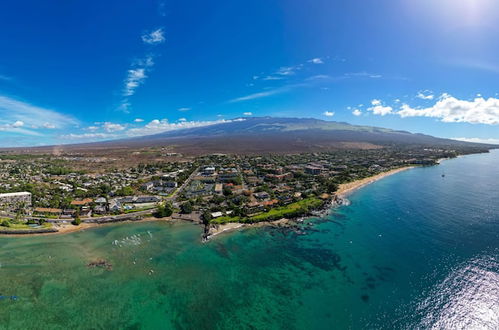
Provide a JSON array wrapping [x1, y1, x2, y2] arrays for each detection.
[[1, 167, 414, 238], [336, 166, 414, 197]]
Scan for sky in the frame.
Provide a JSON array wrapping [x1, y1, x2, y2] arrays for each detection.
[[1, 0, 499, 147]]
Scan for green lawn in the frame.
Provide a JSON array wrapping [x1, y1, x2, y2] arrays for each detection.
[[211, 198, 324, 224]]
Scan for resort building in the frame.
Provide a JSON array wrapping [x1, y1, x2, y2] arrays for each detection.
[[0, 192, 32, 209]]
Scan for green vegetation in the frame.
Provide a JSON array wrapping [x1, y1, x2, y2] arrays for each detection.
[[0, 218, 52, 231], [72, 215, 81, 226], [210, 198, 324, 224], [180, 202, 193, 214], [154, 202, 173, 218]]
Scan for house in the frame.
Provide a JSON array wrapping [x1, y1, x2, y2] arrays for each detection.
[[202, 166, 216, 175], [211, 211, 223, 218], [70, 198, 93, 207], [0, 192, 32, 208], [214, 183, 223, 194], [253, 192, 270, 200], [94, 197, 107, 204], [141, 182, 154, 192], [305, 166, 322, 175]]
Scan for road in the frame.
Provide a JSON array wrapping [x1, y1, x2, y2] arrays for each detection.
[[166, 166, 200, 201]]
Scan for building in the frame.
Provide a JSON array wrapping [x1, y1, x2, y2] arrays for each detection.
[[202, 166, 216, 175], [305, 166, 322, 175], [0, 192, 32, 209]]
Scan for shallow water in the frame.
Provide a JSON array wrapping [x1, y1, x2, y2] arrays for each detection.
[[1, 151, 498, 329]]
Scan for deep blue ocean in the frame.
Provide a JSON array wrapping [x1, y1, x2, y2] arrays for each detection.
[[0, 150, 498, 329]]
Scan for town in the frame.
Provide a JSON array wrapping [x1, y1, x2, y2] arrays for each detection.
[[0, 145, 488, 234]]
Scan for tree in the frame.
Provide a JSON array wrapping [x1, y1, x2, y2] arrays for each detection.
[[72, 215, 81, 226], [180, 202, 193, 214], [325, 180, 339, 194], [202, 211, 212, 225], [223, 186, 233, 196], [154, 203, 173, 218], [116, 186, 134, 196]]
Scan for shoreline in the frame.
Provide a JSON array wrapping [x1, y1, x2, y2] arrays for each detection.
[[0, 217, 173, 237], [335, 166, 414, 197], [0, 166, 415, 238]]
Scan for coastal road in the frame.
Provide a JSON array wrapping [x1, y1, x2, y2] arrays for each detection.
[[166, 166, 200, 201]]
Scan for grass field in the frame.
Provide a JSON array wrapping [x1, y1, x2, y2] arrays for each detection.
[[211, 198, 324, 224]]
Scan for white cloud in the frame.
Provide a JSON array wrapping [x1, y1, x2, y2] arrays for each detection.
[[103, 122, 126, 132], [276, 66, 297, 76], [141, 28, 165, 45], [126, 119, 231, 137], [397, 94, 499, 124], [134, 118, 144, 122], [62, 119, 236, 142], [12, 120, 24, 128], [229, 83, 305, 103], [243, 112, 253, 116], [61, 132, 117, 140], [452, 137, 499, 145], [178, 107, 191, 111], [368, 93, 499, 125], [352, 109, 362, 116], [416, 90, 434, 100], [123, 68, 147, 97], [0, 95, 77, 136], [323, 111, 335, 117], [367, 99, 393, 116], [308, 58, 324, 64], [262, 76, 284, 81], [119, 55, 155, 112], [345, 72, 382, 79], [42, 122, 57, 129]]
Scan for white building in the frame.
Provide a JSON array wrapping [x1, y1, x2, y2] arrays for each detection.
[[0, 192, 32, 208]]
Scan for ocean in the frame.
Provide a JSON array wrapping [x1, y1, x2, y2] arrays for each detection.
[[0, 150, 498, 329]]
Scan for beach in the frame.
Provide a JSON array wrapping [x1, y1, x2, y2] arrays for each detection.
[[336, 166, 414, 197], [1, 167, 414, 238]]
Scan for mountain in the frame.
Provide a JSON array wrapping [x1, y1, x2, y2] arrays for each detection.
[[85, 117, 495, 154], [3, 117, 495, 155]]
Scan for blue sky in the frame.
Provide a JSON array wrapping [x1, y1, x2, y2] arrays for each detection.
[[1, 0, 499, 146]]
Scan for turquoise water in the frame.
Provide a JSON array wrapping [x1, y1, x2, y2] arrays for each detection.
[[1, 151, 498, 329]]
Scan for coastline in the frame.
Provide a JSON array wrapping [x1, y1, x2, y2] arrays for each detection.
[[335, 166, 414, 197], [0, 217, 173, 237], [0, 167, 414, 238]]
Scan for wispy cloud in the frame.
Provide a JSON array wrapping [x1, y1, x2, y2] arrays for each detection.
[[416, 90, 434, 100], [62, 118, 236, 142], [308, 58, 324, 64], [141, 28, 165, 45], [178, 107, 191, 112], [118, 27, 165, 112], [0, 95, 78, 136], [243, 112, 253, 116], [228, 83, 306, 103], [344, 72, 382, 79], [323, 111, 335, 117]]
